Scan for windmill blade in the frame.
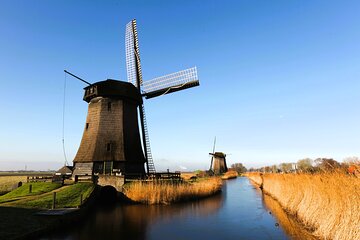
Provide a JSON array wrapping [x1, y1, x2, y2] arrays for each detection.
[[212, 136, 216, 154], [209, 136, 216, 172], [125, 19, 143, 88], [209, 156, 214, 172], [125, 19, 155, 174], [142, 67, 199, 99]]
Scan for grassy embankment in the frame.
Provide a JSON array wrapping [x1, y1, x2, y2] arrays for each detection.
[[0, 182, 61, 204], [246, 172, 360, 240], [0, 176, 28, 195], [0, 182, 95, 239], [180, 172, 197, 181], [123, 177, 222, 204], [0, 182, 95, 208]]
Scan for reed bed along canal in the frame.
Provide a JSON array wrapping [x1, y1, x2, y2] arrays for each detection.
[[43, 177, 314, 240]]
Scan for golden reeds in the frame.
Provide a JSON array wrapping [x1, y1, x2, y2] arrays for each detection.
[[221, 170, 238, 180], [245, 172, 263, 186], [123, 177, 222, 205], [246, 172, 360, 240], [180, 172, 197, 181]]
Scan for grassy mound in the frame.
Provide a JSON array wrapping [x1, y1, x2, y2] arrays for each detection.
[[0, 182, 61, 203], [9, 183, 95, 209]]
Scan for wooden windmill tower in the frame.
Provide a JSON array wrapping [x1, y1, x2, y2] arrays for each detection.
[[209, 138, 228, 174], [209, 152, 228, 174], [71, 19, 200, 178]]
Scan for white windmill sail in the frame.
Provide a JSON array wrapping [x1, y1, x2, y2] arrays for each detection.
[[124, 19, 200, 174], [142, 67, 199, 99], [125, 19, 155, 174], [125, 20, 143, 88]]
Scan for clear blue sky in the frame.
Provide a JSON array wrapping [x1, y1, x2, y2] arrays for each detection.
[[0, 0, 359, 171]]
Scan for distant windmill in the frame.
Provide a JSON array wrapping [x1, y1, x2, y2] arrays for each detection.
[[209, 137, 228, 174], [69, 19, 200, 178]]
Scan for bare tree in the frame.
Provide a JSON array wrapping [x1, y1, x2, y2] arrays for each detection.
[[271, 165, 278, 173], [279, 163, 293, 173], [231, 163, 247, 174], [314, 158, 341, 172], [297, 158, 313, 172]]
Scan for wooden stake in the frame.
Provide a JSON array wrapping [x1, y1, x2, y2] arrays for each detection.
[[52, 192, 56, 209]]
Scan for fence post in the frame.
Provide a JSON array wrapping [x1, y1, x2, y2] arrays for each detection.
[[80, 193, 83, 206], [52, 192, 56, 209], [29, 184, 32, 193]]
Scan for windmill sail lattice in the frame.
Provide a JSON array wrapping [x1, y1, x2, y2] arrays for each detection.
[[125, 19, 200, 175], [126, 19, 155, 174], [142, 67, 199, 99], [125, 20, 143, 87]]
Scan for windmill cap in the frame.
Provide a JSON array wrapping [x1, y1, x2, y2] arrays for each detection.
[[83, 79, 142, 104], [209, 152, 226, 158]]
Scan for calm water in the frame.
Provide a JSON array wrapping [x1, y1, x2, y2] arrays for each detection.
[[44, 178, 312, 240]]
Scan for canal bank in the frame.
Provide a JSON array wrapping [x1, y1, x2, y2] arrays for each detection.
[[9, 185, 100, 240], [0, 177, 223, 239], [42, 177, 313, 240], [0, 182, 99, 240], [246, 172, 359, 240]]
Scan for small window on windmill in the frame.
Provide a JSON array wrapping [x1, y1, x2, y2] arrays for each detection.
[[86, 123, 89, 130], [106, 143, 112, 152], [108, 102, 112, 111]]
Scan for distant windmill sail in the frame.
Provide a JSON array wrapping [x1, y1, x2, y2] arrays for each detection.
[[209, 136, 216, 172]]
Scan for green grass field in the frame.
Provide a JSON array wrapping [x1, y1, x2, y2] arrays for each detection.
[[21, 183, 94, 208], [0, 182, 62, 204], [0, 181, 95, 209], [0, 180, 95, 239], [4, 183, 95, 209]]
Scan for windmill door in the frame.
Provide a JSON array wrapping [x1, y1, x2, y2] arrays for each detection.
[[104, 161, 112, 175]]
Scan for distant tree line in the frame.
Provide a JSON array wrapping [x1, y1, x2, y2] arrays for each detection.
[[247, 156, 360, 175], [230, 163, 247, 174]]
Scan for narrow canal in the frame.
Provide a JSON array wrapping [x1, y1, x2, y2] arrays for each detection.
[[44, 177, 314, 240]]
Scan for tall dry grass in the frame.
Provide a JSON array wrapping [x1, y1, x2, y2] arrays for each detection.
[[246, 172, 360, 240], [245, 172, 263, 186], [123, 178, 222, 205], [221, 170, 238, 180]]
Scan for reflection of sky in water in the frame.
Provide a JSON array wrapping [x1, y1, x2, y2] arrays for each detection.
[[262, 191, 317, 240], [148, 179, 288, 240], [44, 178, 314, 240]]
